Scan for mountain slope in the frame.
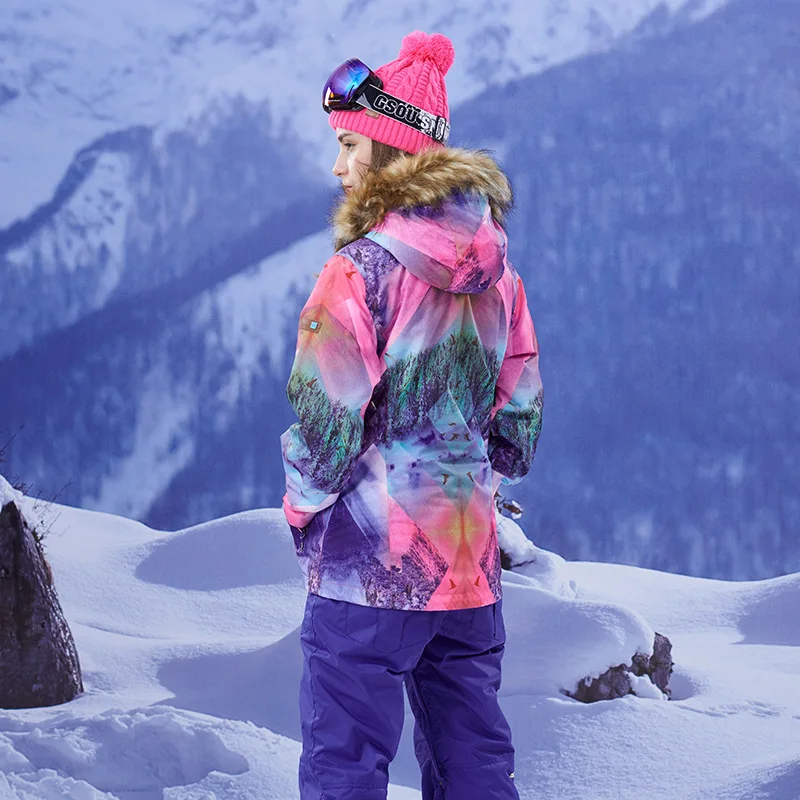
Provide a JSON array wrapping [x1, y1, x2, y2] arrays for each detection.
[[454, 0, 800, 577], [3, 0, 795, 581], [0, 0, 729, 360], [0, 0, 728, 228], [0, 115, 326, 360], [1, 227, 328, 524]]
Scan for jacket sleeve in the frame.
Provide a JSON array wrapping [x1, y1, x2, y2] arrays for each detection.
[[281, 254, 384, 528], [489, 274, 544, 487]]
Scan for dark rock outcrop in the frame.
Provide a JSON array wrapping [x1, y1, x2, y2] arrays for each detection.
[[638, 632, 674, 694], [566, 632, 673, 703], [0, 500, 83, 708]]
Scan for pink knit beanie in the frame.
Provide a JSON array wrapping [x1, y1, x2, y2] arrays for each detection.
[[328, 31, 455, 154]]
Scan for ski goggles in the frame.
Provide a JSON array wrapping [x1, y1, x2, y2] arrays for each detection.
[[322, 58, 451, 144]]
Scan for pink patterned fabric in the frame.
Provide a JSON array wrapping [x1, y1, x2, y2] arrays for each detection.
[[281, 192, 543, 611]]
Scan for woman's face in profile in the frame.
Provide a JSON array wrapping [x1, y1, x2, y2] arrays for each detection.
[[332, 128, 373, 193]]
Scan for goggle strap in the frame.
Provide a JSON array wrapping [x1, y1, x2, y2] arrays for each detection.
[[356, 84, 450, 144]]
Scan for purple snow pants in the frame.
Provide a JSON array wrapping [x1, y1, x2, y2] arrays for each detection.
[[298, 593, 519, 800]]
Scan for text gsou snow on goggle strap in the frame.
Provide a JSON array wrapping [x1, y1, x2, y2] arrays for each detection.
[[358, 83, 450, 144]]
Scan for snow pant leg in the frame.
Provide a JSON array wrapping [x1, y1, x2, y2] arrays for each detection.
[[409, 720, 442, 800], [404, 600, 519, 800], [298, 593, 437, 800]]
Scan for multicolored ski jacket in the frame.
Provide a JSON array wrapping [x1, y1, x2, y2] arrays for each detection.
[[281, 147, 543, 611]]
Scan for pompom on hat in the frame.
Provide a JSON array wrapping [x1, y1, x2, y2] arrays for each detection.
[[328, 32, 455, 154]]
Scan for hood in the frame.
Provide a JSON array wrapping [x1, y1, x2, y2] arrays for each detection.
[[333, 148, 513, 294]]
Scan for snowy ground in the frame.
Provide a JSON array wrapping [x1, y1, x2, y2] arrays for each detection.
[[1, 477, 799, 799]]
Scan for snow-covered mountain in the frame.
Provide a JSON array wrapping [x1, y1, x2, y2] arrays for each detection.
[[4, 0, 798, 581], [0, 0, 727, 355], [1, 0, 728, 226], [460, 0, 800, 579]]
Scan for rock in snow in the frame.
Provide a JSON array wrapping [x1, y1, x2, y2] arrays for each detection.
[[0, 499, 83, 709], [566, 632, 673, 702], [499, 514, 673, 700]]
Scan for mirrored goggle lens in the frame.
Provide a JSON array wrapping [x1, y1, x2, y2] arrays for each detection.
[[322, 59, 373, 113]]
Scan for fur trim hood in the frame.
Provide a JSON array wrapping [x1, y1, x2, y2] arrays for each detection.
[[333, 148, 513, 294], [333, 147, 512, 250]]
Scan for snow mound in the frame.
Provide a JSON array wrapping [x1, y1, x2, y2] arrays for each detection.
[[0, 708, 247, 797], [737, 573, 800, 647], [0, 495, 799, 799], [502, 581, 655, 698], [715, 755, 800, 800], [136, 509, 299, 591], [498, 515, 577, 598]]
